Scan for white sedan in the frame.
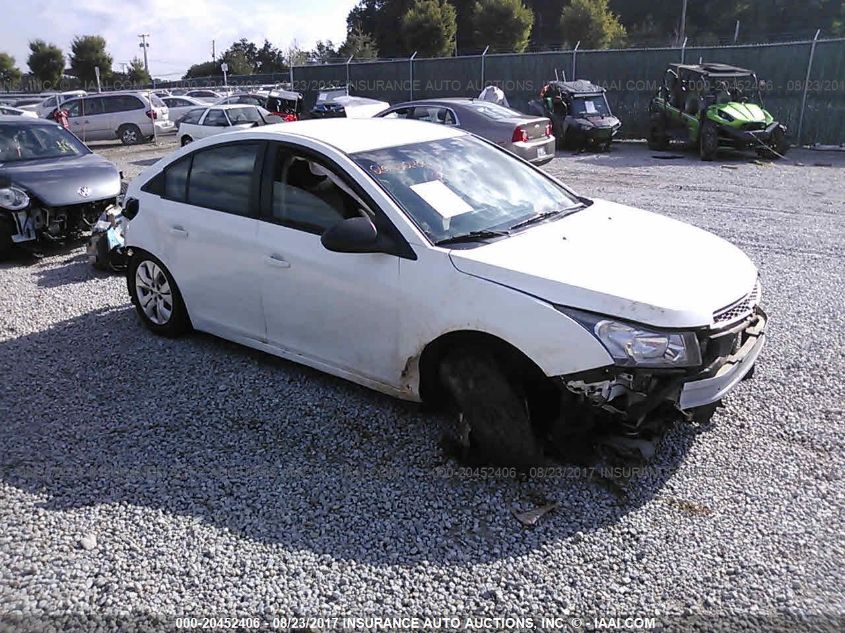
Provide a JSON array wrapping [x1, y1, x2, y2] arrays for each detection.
[[0, 105, 38, 118], [160, 95, 207, 122], [122, 119, 766, 466], [177, 105, 281, 146]]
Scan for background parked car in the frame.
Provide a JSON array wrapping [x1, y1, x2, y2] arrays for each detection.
[[215, 93, 268, 107], [177, 105, 282, 145], [0, 105, 38, 118], [7, 97, 44, 113], [310, 88, 390, 119], [52, 92, 173, 145], [376, 98, 555, 165], [35, 91, 88, 119], [184, 89, 223, 103], [161, 96, 207, 123]]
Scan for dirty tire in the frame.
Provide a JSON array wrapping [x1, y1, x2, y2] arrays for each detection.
[[647, 123, 669, 151], [760, 126, 789, 159], [127, 251, 189, 337], [438, 349, 541, 468], [180, 135, 193, 147], [699, 121, 719, 161], [118, 124, 143, 146]]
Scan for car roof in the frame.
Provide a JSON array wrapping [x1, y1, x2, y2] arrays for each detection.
[[0, 115, 62, 126], [260, 118, 465, 154], [208, 104, 261, 110]]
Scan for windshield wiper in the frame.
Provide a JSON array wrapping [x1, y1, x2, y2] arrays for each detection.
[[434, 229, 510, 246], [508, 204, 586, 232]]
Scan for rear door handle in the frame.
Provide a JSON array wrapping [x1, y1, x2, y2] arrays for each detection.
[[169, 226, 189, 239], [265, 255, 290, 269]]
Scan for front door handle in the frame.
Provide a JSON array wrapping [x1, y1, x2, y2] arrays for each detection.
[[169, 226, 189, 239], [265, 255, 290, 269]]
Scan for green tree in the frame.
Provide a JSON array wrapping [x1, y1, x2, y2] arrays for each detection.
[[472, 0, 534, 52], [255, 40, 287, 73], [27, 40, 65, 87], [183, 61, 221, 79], [127, 57, 150, 85], [339, 28, 379, 59], [69, 35, 113, 84], [223, 39, 259, 70], [220, 50, 253, 75], [560, 0, 626, 49], [308, 40, 340, 63], [401, 0, 458, 57], [0, 52, 22, 86]]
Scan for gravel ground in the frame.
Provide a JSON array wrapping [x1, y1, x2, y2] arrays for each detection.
[[1, 138, 843, 631]]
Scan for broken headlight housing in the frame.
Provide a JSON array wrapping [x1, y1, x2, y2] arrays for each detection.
[[559, 307, 702, 368], [0, 186, 29, 211]]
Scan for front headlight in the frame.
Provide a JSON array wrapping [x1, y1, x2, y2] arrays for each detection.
[[560, 307, 702, 368], [0, 186, 29, 211]]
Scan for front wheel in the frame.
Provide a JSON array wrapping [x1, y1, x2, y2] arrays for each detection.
[[438, 349, 541, 468], [128, 252, 189, 337], [699, 120, 719, 161]]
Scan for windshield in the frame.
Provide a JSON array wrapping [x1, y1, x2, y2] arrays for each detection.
[[0, 123, 90, 163], [227, 107, 263, 124], [353, 135, 581, 244], [570, 95, 610, 116]]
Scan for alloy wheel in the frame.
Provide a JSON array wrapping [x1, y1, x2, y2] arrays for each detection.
[[135, 260, 173, 325]]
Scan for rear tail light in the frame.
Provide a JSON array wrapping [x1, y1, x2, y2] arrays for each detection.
[[145, 109, 157, 120], [544, 122, 553, 137], [512, 127, 529, 143]]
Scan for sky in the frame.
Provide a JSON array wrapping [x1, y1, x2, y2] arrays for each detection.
[[1, 0, 358, 78]]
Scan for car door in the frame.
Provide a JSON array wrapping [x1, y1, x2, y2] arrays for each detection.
[[253, 143, 403, 386], [155, 141, 266, 340], [63, 98, 90, 141]]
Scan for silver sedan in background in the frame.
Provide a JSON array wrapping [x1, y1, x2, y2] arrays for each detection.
[[375, 98, 556, 165]]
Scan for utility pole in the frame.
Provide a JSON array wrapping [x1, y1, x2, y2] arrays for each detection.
[[138, 34, 150, 74], [212, 40, 216, 61], [679, 0, 688, 47]]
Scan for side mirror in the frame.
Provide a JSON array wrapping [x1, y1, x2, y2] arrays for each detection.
[[321, 217, 379, 253]]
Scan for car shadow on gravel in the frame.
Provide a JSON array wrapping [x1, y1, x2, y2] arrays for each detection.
[[0, 306, 703, 566], [32, 252, 114, 288]]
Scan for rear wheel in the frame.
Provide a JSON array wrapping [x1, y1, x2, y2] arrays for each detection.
[[699, 120, 719, 161], [127, 252, 189, 337], [118, 124, 143, 146], [438, 348, 541, 468], [647, 122, 669, 150]]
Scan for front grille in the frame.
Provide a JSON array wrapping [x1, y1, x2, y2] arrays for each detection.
[[742, 122, 766, 132], [713, 280, 761, 326]]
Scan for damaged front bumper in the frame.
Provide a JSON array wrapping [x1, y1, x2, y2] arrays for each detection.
[[560, 307, 767, 424]]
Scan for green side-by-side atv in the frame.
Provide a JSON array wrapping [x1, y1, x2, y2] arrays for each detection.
[[648, 63, 789, 161]]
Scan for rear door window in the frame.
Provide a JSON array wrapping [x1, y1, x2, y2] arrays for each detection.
[[202, 110, 228, 127], [180, 109, 205, 125], [187, 142, 261, 216], [164, 156, 190, 202]]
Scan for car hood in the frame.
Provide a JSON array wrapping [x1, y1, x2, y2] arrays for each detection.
[[0, 153, 120, 206], [717, 102, 769, 124], [448, 199, 758, 328]]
